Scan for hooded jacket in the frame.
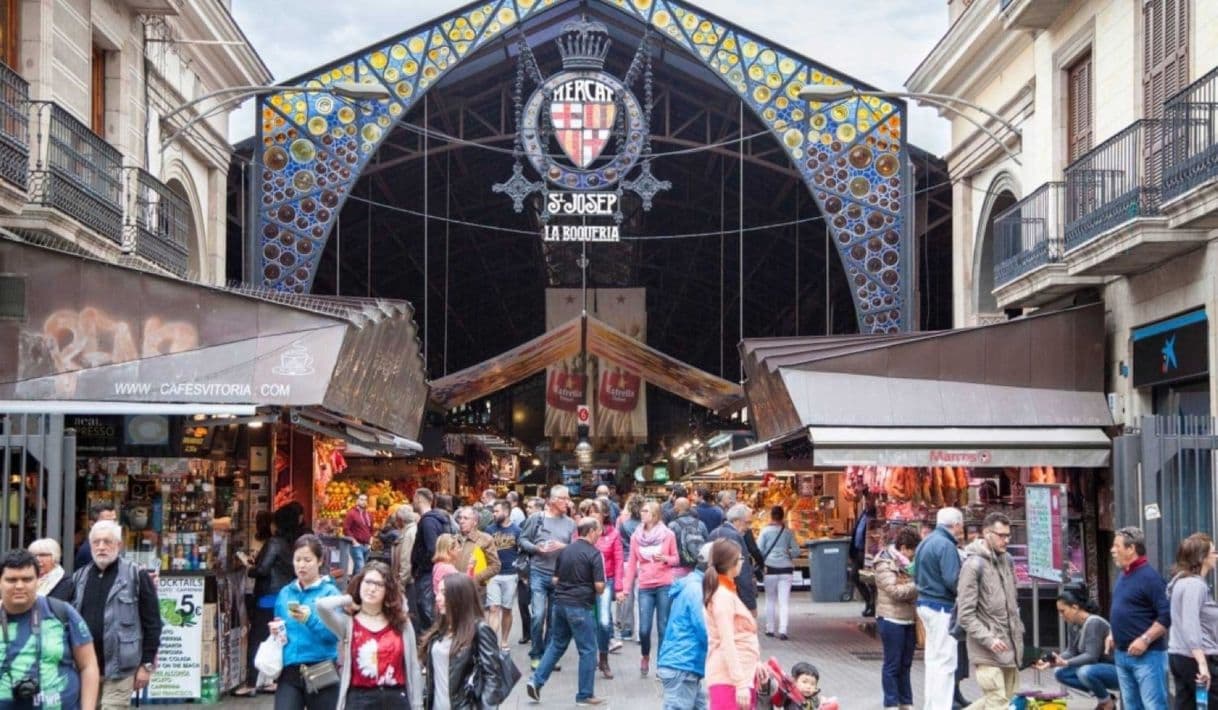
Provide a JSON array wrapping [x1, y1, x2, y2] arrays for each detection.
[[656, 569, 707, 676], [411, 508, 454, 578], [275, 575, 343, 666], [955, 538, 1024, 668], [873, 545, 917, 623]]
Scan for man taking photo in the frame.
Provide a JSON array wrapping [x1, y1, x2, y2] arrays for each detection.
[[1, 550, 99, 709]]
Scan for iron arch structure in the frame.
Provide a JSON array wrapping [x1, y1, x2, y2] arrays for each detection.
[[251, 0, 913, 334]]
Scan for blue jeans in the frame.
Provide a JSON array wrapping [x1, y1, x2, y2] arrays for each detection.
[[636, 585, 672, 658], [657, 667, 708, 710], [529, 567, 556, 660], [597, 578, 614, 653], [1055, 662, 1119, 701], [350, 543, 368, 573], [877, 618, 915, 706], [531, 604, 598, 701], [1115, 648, 1169, 710]]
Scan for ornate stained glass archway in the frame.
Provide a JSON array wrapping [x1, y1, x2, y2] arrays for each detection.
[[253, 0, 912, 333]]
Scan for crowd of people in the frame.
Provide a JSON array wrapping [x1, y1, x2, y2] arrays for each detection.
[[224, 482, 830, 709], [14, 479, 1218, 709]]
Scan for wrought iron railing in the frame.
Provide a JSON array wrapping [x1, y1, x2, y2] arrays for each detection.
[[29, 102, 123, 245], [1064, 119, 1161, 251], [993, 181, 1065, 287], [124, 168, 190, 275], [0, 62, 28, 190], [1161, 66, 1218, 202]]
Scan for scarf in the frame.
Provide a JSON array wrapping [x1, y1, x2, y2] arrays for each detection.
[[37, 565, 64, 597], [634, 521, 669, 548], [717, 573, 737, 593]]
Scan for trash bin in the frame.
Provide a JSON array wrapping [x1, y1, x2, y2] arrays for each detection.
[[319, 534, 355, 585], [805, 538, 851, 603]]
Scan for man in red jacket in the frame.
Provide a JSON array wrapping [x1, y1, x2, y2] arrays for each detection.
[[343, 493, 372, 572]]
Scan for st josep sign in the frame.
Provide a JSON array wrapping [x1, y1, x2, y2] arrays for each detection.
[[494, 17, 669, 242]]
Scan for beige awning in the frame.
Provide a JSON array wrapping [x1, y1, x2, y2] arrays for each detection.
[[729, 426, 1111, 472]]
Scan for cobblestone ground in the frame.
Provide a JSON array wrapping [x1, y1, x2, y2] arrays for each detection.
[[180, 594, 1098, 709]]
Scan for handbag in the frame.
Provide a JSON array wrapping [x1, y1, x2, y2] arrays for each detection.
[[253, 638, 283, 679], [755, 526, 786, 583], [482, 647, 522, 705], [300, 660, 340, 694]]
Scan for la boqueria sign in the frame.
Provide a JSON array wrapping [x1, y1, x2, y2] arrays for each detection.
[[0, 238, 426, 439]]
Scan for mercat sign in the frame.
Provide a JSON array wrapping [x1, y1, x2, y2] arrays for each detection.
[[493, 17, 669, 242]]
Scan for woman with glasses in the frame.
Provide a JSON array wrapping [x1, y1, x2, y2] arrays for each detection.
[[318, 561, 423, 710], [1168, 532, 1218, 709]]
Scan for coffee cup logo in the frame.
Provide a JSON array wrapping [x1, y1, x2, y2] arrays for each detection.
[[273, 344, 315, 376]]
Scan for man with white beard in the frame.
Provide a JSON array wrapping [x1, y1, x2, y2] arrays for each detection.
[[71, 521, 162, 709]]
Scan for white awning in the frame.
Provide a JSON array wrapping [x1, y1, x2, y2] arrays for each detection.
[[730, 426, 1111, 472]]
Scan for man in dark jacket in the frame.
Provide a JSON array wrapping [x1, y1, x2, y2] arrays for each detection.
[[410, 488, 454, 630], [692, 487, 724, 533], [850, 495, 877, 617], [667, 498, 708, 579], [708, 503, 760, 613], [914, 506, 964, 710]]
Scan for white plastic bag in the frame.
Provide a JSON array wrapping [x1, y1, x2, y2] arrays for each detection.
[[254, 637, 283, 679]]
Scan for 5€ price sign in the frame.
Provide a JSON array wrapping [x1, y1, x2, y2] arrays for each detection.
[[576, 404, 591, 430]]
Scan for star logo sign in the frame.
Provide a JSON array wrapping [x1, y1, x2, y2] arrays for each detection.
[[1161, 334, 1178, 373]]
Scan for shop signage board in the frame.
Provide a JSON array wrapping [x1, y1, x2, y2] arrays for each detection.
[[1132, 308, 1208, 388], [1025, 483, 1067, 583], [149, 575, 206, 700]]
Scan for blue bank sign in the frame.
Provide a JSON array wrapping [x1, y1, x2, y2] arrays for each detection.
[[1132, 308, 1208, 388]]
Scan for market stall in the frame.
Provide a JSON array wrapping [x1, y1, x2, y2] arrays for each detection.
[[736, 304, 1115, 645]]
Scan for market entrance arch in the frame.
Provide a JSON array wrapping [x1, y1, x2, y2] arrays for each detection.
[[251, 0, 913, 334]]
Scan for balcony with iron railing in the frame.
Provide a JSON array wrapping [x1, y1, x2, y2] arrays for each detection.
[[124, 168, 190, 276], [0, 62, 28, 192], [994, 182, 1064, 287], [1064, 119, 1161, 252], [1160, 66, 1218, 224], [28, 102, 123, 246], [991, 182, 1102, 308], [1062, 117, 1208, 275]]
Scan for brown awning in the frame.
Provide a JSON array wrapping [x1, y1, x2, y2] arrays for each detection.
[[740, 303, 1112, 441], [430, 316, 744, 412], [0, 234, 427, 439]]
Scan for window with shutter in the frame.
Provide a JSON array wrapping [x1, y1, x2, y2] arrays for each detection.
[[1142, 0, 1189, 120], [0, 0, 18, 70], [1067, 52, 1093, 164], [91, 44, 106, 136]]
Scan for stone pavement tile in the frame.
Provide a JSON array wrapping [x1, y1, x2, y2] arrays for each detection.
[[168, 594, 1100, 708]]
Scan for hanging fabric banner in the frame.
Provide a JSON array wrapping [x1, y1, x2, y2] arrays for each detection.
[[592, 288, 647, 444], [544, 289, 587, 438]]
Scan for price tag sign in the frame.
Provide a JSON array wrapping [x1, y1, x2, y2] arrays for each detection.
[[1025, 484, 1066, 583]]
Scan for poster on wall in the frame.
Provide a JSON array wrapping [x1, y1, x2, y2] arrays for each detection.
[[544, 288, 647, 442], [1025, 484, 1066, 583], [149, 576, 206, 700]]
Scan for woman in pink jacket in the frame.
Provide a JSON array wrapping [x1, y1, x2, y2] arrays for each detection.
[[704, 538, 768, 710], [618, 500, 678, 677]]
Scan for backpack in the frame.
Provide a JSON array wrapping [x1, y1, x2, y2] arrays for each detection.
[[673, 516, 707, 569]]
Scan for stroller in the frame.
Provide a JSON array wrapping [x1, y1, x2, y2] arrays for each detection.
[[757, 658, 839, 710]]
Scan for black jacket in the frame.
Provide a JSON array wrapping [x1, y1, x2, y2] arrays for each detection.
[[422, 622, 502, 709], [412, 509, 454, 577], [249, 535, 294, 598]]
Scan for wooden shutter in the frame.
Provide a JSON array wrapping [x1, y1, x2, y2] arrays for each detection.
[[0, 0, 18, 70], [91, 45, 105, 136], [1143, 0, 1189, 119], [1067, 53, 1093, 163]]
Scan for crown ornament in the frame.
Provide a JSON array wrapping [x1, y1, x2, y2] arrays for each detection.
[[557, 17, 611, 71]]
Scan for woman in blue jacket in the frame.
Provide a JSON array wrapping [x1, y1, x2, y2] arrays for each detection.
[[275, 534, 343, 710]]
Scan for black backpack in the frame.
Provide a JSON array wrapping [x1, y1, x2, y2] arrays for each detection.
[[673, 516, 707, 568]]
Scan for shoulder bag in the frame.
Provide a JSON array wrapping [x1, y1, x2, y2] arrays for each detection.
[[755, 525, 785, 583], [301, 660, 340, 694]]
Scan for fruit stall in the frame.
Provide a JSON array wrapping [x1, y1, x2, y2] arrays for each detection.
[[311, 452, 456, 536]]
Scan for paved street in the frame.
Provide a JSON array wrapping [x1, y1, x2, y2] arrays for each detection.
[[174, 593, 1096, 709]]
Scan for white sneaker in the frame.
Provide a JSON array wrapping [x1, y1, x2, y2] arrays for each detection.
[[608, 638, 623, 653]]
